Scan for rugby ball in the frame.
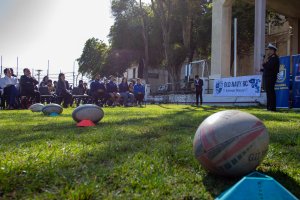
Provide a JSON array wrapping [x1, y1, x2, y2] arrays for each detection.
[[42, 104, 63, 115], [29, 103, 45, 112], [72, 104, 104, 123], [193, 110, 269, 177]]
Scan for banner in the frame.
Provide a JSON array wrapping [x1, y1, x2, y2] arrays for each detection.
[[275, 56, 290, 108], [292, 55, 300, 108], [214, 75, 262, 97]]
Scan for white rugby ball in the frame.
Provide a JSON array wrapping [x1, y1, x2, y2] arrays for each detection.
[[42, 104, 63, 115], [193, 110, 269, 177], [72, 104, 104, 123], [29, 103, 45, 112]]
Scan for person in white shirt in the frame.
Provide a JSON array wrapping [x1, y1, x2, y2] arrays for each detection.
[[0, 68, 19, 109]]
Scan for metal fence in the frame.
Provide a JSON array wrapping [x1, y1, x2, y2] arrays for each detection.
[[0, 67, 90, 87]]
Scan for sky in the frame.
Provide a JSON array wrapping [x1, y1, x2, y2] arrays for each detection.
[[0, 0, 115, 78]]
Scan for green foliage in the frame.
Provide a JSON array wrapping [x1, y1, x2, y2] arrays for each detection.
[[0, 106, 299, 199], [109, 0, 164, 70], [77, 38, 108, 78], [103, 49, 140, 76], [232, 0, 255, 54]]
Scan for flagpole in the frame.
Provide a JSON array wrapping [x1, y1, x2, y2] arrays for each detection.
[[17, 56, 19, 76], [47, 60, 50, 77], [0, 56, 2, 77]]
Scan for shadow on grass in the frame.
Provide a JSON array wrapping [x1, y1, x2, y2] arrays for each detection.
[[264, 170, 300, 198], [0, 109, 207, 148], [202, 173, 239, 198]]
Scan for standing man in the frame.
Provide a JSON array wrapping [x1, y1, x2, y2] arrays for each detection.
[[261, 43, 280, 111], [194, 75, 203, 106]]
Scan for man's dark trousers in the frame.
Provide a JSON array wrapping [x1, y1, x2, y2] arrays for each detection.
[[4, 85, 19, 107], [196, 89, 202, 106], [265, 77, 276, 111]]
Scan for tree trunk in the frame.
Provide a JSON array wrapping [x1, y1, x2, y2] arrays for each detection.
[[140, 0, 149, 83], [151, 0, 175, 84]]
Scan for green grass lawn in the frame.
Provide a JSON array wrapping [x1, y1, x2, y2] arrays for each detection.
[[0, 105, 299, 199]]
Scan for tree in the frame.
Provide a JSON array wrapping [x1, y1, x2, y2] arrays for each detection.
[[106, 0, 212, 87], [108, 0, 164, 78], [102, 49, 140, 77], [77, 38, 108, 78], [150, 0, 212, 89], [150, 0, 186, 89], [139, 0, 150, 83]]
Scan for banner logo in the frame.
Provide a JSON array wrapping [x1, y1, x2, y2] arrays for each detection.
[[277, 64, 286, 83], [249, 78, 261, 93], [215, 80, 224, 94]]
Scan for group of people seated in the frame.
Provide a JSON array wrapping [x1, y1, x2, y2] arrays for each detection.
[[0, 68, 145, 110], [0, 68, 40, 109], [89, 74, 145, 107]]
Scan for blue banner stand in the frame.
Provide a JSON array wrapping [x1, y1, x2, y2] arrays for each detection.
[[276, 56, 290, 108], [216, 172, 298, 200], [292, 55, 300, 109]]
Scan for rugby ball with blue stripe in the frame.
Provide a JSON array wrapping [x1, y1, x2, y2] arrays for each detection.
[[42, 104, 63, 115]]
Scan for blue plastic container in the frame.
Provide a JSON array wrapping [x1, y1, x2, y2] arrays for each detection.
[[216, 172, 298, 200]]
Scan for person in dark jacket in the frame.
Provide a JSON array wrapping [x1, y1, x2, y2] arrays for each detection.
[[56, 73, 72, 108], [261, 43, 280, 111], [20, 68, 41, 103], [40, 76, 49, 87], [77, 80, 85, 95], [106, 75, 120, 106], [133, 78, 145, 106], [194, 75, 203, 106], [89, 74, 107, 106], [119, 77, 134, 106]]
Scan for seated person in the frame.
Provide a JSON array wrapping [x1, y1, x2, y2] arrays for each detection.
[[0, 68, 19, 109], [39, 79, 55, 104], [128, 82, 134, 93], [10, 68, 17, 77], [106, 75, 120, 106], [77, 80, 86, 95], [40, 76, 49, 87], [47, 79, 55, 94], [56, 73, 73, 108], [133, 78, 145, 106], [89, 74, 106, 106], [20, 68, 41, 103], [119, 77, 134, 106], [83, 82, 88, 94]]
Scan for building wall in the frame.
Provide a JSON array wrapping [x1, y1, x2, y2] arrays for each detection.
[[238, 17, 297, 76], [124, 65, 169, 93]]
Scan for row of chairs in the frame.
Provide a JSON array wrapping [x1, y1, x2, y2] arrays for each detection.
[[1, 86, 143, 109], [0, 93, 100, 110]]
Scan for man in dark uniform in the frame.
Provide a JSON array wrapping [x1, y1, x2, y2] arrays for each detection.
[[261, 43, 280, 111], [20, 68, 41, 103], [194, 75, 203, 106]]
